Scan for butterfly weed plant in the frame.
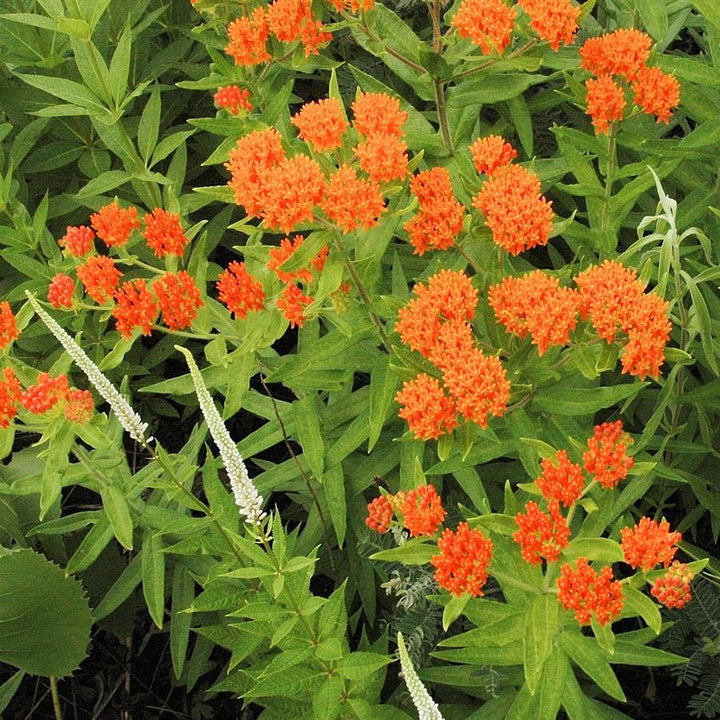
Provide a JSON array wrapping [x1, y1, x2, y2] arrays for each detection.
[[1, 0, 720, 718]]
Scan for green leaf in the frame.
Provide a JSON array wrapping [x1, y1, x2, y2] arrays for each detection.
[[559, 631, 626, 702], [313, 675, 343, 720], [448, 74, 548, 107], [322, 464, 347, 548], [592, 618, 615, 656], [681, 270, 719, 375], [92, 553, 142, 621], [16, 73, 108, 115], [621, 587, 661, 634], [368, 354, 400, 452], [138, 88, 161, 165], [0, 670, 24, 714], [537, 649, 567, 720], [561, 538, 624, 564], [296, 394, 324, 478], [142, 532, 166, 629], [608, 640, 686, 667], [170, 564, 195, 680], [370, 538, 436, 565], [101, 485, 134, 550], [691, 0, 720, 34], [634, 0, 668, 40], [66, 516, 115, 575], [0, 549, 92, 677], [443, 593, 470, 630], [533, 383, 646, 415], [75, 169, 131, 198], [338, 651, 392, 681], [277, 230, 330, 274], [524, 594, 558, 695], [108, 23, 132, 105]]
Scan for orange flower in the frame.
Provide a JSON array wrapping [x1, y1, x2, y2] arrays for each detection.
[[451, 0, 515, 55], [327, 0, 375, 10], [470, 135, 517, 176], [352, 92, 408, 139], [399, 484, 447, 537], [355, 134, 408, 184], [260, 155, 326, 233], [113, 279, 158, 338], [557, 558, 624, 626], [59, 225, 94, 256], [517, 0, 580, 50], [583, 420, 634, 490], [0, 302, 19, 349], [277, 283, 313, 328], [142, 209, 189, 258], [404, 168, 465, 255], [216, 261, 265, 319], [579, 28, 652, 80], [321, 166, 385, 234], [77, 256, 122, 304], [267, 0, 331, 56], [432, 522, 493, 597], [90, 202, 140, 248], [298, 16, 332, 56], [214, 85, 252, 115], [225, 8, 271, 67], [48, 273, 75, 309], [267, 235, 313, 284], [291, 97, 348, 152], [651, 561, 694, 609], [585, 75, 626, 134], [395, 270, 478, 358], [395, 373, 458, 440], [536, 450, 584, 507], [514, 500, 570, 565], [20, 372, 70, 414], [226, 128, 286, 218], [64, 388, 94, 424], [0, 368, 21, 429], [473, 164, 554, 255], [620, 517, 681, 571], [631, 66, 680, 124], [488, 271, 579, 355], [366, 495, 393, 533], [153, 271, 204, 331]]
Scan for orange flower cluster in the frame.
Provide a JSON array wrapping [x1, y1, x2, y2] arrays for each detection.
[[536, 450, 584, 507], [396, 374, 458, 440], [365, 484, 446, 537], [583, 420, 634, 489], [620, 517, 681, 572], [557, 557, 624, 626], [398, 485, 447, 537], [90, 202, 140, 248], [470, 135, 517, 176], [365, 495, 393, 533], [352, 92, 407, 139], [214, 85, 253, 115], [276, 283, 313, 329], [217, 261, 266, 320], [0, 302, 19, 349], [431, 522, 493, 597], [575, 260, 670, 379], [326, 0, 375, 11], [404, 167, 466, 255], [451, 0, 515, 55], [517, 0, 580, 50], [77, 256, 122, 305], [15, 371, 93, 424], [395, 270, 509, 435], [225, 8, 271, 67], [291, 97, 348, 152], [59, 225, 94, 256], [142, 209, 189, 258], [0, 368, 20, 428], [48, 273, 75, 309], [514, 499, 570, 565], [321, 166, 385, 234], [472, 141, 554, 255], [153, 271, 204, 331], [651, 561, 694, 609], [580, 29, 680, 131], [112, 279, 158, 338], [488, 271, 579, 355]]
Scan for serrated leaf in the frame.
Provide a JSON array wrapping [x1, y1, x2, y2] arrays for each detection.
[[338, 651, 392, 681], [0, 549, 92, 677]]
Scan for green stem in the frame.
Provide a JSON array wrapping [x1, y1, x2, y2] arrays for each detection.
[[358, 19, 426, 73], [50, 677, 63, 720], [454, 40, 538, 80]]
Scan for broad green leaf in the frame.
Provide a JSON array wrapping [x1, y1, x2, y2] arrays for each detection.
[[592, 618, 615, 656], [16, 74, 108, 115], [92, 553, 142, 621], [0, 549, 92, 677], [313, 675, 343, 720], [559, 631, 626, 701], [432, 641, 525, 666], [448, 74, 548, 107], [608, 640, 686, 667], [634, 0, 668, 40], [338, 652, 393, 681], [101, 485, 134, 550], [621, 587, 662, 634], [322, 464, 347, 548], [75, 169, 131, 198], [524, 594, 558, 695], [142, 532, 166, 629], [537, 648, 567, 720], [108, 24, 132, 105], [442, 593, 470, 630]]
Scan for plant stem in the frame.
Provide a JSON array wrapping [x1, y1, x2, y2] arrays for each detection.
[[429, 0, 453, 153], [50, 676, 63, 720], [454, 40, 538, 80]]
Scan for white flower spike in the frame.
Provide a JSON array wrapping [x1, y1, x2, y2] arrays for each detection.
[[397, 632, 445, 720], [26, 292, 150, 443], [175, 345, 265, 525]]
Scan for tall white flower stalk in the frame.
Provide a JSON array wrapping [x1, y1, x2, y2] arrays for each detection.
[[175, 345, 265, 526], [397, 632, 445, 720], [26, 292, 150, 443]]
